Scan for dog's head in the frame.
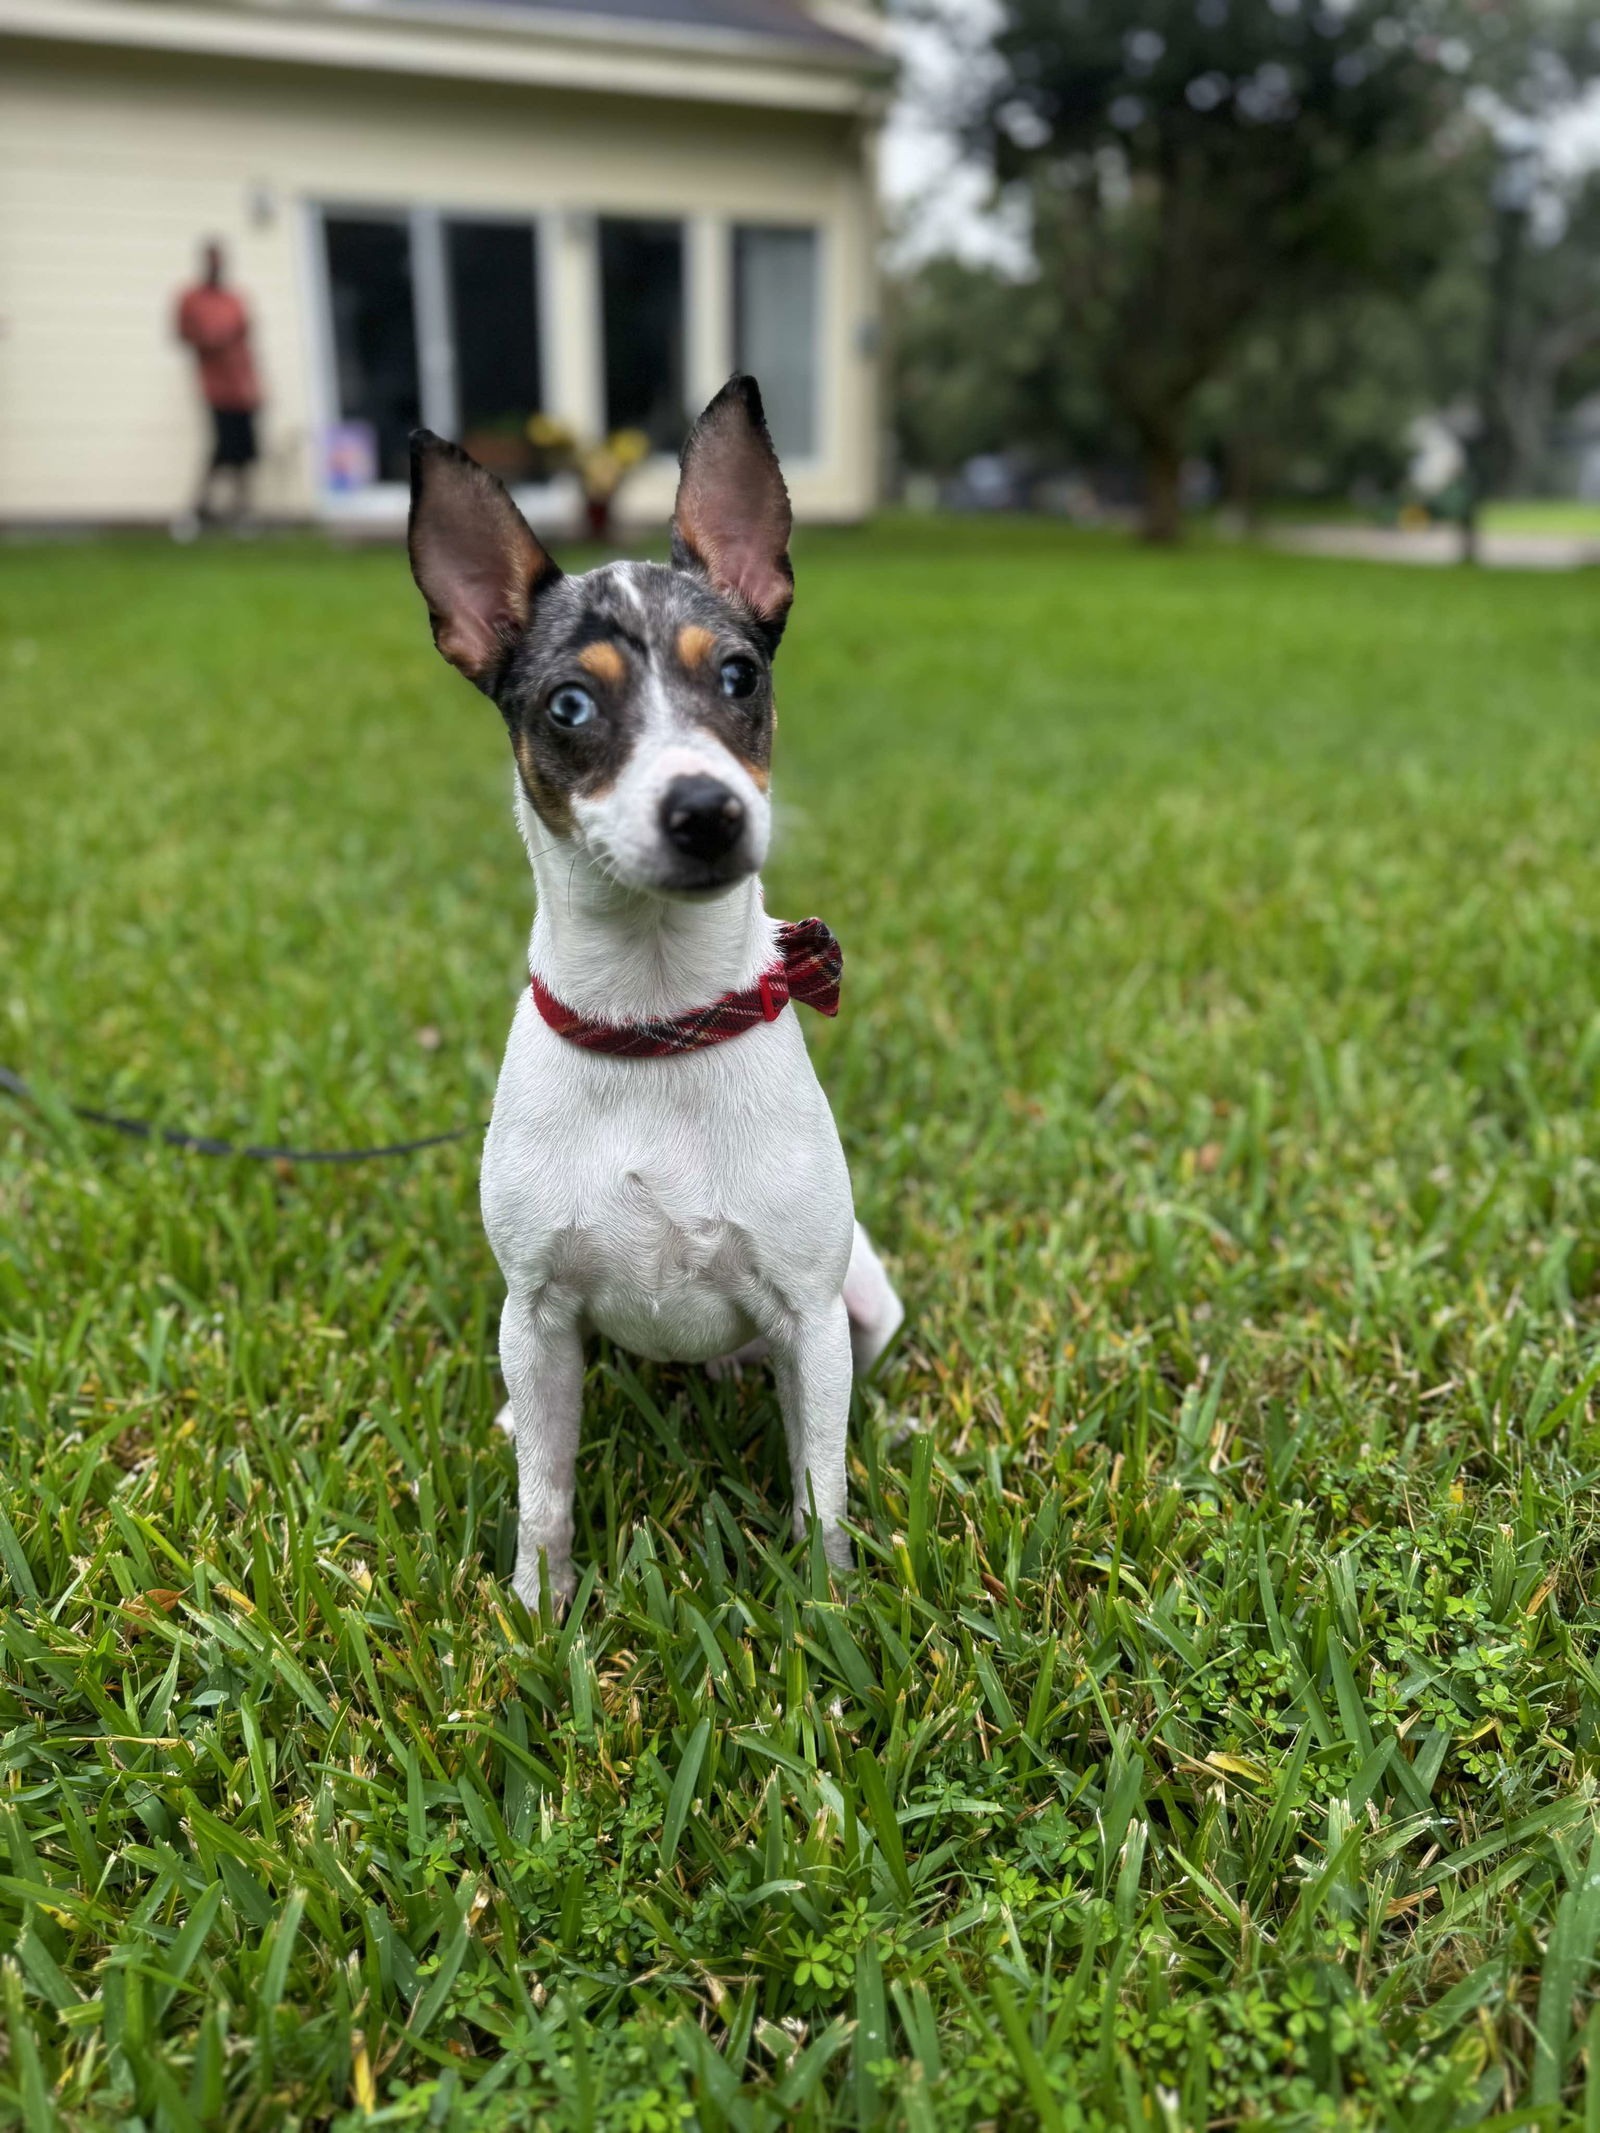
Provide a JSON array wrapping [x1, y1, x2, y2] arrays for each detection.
[[407, 375, 792, 898]]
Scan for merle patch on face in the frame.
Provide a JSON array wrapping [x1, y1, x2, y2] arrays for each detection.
[[489, 564, 774, 834], [408, 374, 794, 887]]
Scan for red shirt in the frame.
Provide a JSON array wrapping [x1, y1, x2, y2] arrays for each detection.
[[175, 285, 260, 412]]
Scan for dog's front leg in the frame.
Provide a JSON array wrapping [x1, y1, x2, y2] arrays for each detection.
[[771, 1294, 854, 1572], [499, 1289, 584, 1610]]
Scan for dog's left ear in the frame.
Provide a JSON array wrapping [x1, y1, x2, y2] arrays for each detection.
[[408, 430, 561, 693], [671, 375, 794, 652]]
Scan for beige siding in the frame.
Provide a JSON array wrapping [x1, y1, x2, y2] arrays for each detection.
[[0, 41, 880, 523]]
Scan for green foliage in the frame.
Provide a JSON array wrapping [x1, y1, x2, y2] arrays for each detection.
[[943, 0, 1494, 529], [900, 0, 1597, 530], [889, 198, 1486, 506], [889, 258, 1102, 479], [1498, 168, 1600, 493], [5, 524, 1600, 2127], [1189, 184, 1490, 507]]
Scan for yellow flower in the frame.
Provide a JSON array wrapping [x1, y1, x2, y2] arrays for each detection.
[[526, 412, 575, 449]]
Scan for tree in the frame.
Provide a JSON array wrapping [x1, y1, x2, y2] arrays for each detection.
[[1190, 140, 1491, 513], [1496, 171, 1600, 493], [1192, 285, 1471, 511], [889, 254, 1102, 478], [886, 208, 1477, 514], [931, 0, 1510, 539]]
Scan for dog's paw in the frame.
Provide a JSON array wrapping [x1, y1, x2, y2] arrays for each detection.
[[513, 1555, 577, 1617], [860, 1390, 921, 1449], [705, 1336, 771, 1382]]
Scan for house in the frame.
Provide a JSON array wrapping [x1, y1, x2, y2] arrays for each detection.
[[0, 0, 889, 530]]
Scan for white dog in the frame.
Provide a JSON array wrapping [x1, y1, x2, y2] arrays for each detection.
[[408, 376, 903, 1606]]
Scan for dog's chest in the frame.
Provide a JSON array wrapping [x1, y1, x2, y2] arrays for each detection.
[[542, 1173, 762, 1362], [481, 1000, 852, 1356]]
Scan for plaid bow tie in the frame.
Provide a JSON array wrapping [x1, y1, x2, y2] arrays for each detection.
[[529, 917, 843, 1058]]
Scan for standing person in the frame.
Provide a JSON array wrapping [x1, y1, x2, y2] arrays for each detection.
[[173, 240, 262, 538]]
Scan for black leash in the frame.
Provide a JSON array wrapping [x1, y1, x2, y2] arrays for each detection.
[[0, 1065, 483, 1164]]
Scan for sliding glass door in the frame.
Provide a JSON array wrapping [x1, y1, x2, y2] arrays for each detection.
[[319, 208, 543, 489], [315, 205, 822, 493], [445, 219, 542, 452], [599, 217, 685, 452], [322, 215, 420, 484]]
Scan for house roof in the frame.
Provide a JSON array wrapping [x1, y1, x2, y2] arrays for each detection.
[[423, 0, 881, 62], [0, 0, 891, 112]]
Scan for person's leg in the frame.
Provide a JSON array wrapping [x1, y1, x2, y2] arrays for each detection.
[[232, 459, 256, 530], [201, 408, 229, 522], [172, 426, 215, 542], [212, 466, 241, 528], [221, 413, 260, 531]]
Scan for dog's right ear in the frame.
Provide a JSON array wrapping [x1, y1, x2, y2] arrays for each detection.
[[408, 430, 561, 693]]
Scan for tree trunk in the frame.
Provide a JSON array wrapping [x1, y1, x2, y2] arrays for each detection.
[[1221, 431, 1266, 529], [1139, 431, 1185, 544], [1500, 371, 1551, 499]]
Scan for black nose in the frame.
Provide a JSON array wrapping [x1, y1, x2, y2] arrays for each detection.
[[660, 775, 745, 863]]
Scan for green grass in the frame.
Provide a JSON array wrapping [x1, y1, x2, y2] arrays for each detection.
[[1241, 498, 1600, 540], [5, 520, 1600, 2131], [1481, 501, 1600, 540]]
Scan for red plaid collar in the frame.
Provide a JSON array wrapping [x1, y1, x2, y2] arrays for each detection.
[[529, 917, 842, 1057]]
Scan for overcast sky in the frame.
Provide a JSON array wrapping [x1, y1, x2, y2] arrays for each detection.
[[877, 0, 1031, 268], [1551, 86, 1600, 171]]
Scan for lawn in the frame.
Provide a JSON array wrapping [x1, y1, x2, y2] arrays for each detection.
[[3, 520, 1600, 2132], [1481, 502, 1600, 539]]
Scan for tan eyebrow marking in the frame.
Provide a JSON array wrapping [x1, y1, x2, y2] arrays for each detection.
[[677, 624, 717, 670], [576, 641, 626, 685]]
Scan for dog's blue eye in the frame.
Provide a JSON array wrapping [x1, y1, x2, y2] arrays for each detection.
[[548, 685, 597, 729], [719, 656, 759, 700]]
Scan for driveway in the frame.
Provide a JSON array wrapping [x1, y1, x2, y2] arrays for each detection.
[[1268, 523, 1600, 570]]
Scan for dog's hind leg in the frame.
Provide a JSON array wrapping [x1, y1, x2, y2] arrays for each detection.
[[844, 1221, 903, 1377], [712, 1224, 899, 1385], [499, 1289, 585, 1611]]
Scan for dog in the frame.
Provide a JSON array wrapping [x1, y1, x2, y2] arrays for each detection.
[[407, 375, 903, 1606]]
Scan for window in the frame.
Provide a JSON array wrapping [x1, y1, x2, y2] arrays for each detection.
[[315, 206, 704, 491], [734, 225, 819, 460], [322, 216, 420, 484], [446, 220, 542, 443], [600, 218, 685, 451]]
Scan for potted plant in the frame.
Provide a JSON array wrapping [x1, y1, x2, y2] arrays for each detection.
[[525, 414, 651, 541]]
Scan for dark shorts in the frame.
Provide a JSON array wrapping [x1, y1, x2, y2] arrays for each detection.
[[210, 407, 258, 468]]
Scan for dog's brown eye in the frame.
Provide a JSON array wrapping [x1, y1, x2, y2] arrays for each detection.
[[718, 656, 759, 701], [549, 685, 597, 729]]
